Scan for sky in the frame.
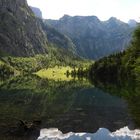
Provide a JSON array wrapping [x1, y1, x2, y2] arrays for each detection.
[[27, 0, 140, 22]]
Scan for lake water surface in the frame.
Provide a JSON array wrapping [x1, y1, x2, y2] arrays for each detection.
[[0, 76, 140, 140]]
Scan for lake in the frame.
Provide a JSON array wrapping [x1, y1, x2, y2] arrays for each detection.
[[0, 75, 140, 140]]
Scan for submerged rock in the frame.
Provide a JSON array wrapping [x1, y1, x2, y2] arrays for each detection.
[[6, 120, 41, 139]]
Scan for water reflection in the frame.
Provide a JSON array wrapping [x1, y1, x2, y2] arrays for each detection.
[[93, 78, 140, 129], [0, 75, 138, 139]]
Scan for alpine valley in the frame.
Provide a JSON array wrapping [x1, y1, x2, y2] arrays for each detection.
[[0, 0, 140, 140]]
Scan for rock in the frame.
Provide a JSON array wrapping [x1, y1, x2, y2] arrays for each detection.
[[47, 15, 134, 59], [0, 0, 48, 56], [7, 119, 41, 138], [30, 6, 42, 18]]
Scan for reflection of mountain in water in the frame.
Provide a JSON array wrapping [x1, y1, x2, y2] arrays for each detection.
[[0, 76, 135, 139], [37, 127, 140, 140]]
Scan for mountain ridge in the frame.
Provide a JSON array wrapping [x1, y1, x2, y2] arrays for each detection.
[[47, 15, 135, 59], [90, 24, 140, 82], [30, 6, 42, 18]]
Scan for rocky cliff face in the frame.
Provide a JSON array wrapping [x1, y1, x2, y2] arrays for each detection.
[[30, 6, 42, 18], [47, 15, 134, 59], [42, 22, 77, 54], [0, 0, 48, 56]]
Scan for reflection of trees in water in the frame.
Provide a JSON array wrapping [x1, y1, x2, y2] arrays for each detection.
[[93, 78, 140, 129], [0, 75, 139, 139], [0, 76, 92, 139]]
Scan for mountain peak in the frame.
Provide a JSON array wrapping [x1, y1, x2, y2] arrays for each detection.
[[60, 14, 71, 21], [30, 6, 42, 18], [106, 17, 127, 27], [128, 19, 137, 27], [63, 14, 71, 18], [60, 15, 100, 23], [108, 17, 118, 21], [107, 17, 123, 23]]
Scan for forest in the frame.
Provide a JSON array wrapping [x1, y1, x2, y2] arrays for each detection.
[[90, 25, 140, 82]]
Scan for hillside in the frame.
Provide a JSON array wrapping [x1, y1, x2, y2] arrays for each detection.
[[0, 1, 87, 75], [29, 7, 77, 55], [47, 15, 135, 59], [90, 25, 140, 81], [0, 0, 48, 57], [42, 22, 77, 55]]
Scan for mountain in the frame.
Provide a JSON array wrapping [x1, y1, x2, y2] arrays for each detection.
[[0, 0, 48, 57], [0, 0, 84, 75], [128, 19, 137, 27], [42, 22, 77, 54], [0, 1, 79, 58], [30, 6, 42, 18], [29, 8, 77, 54], [90, 25, 140, 81], [47, 15, 134, 59]]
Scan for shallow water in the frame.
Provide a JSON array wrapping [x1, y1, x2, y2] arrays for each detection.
[[0, 76, 140, 139]]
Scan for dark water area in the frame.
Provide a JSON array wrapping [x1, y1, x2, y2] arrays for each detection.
[[0, 76, 140, 140]]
